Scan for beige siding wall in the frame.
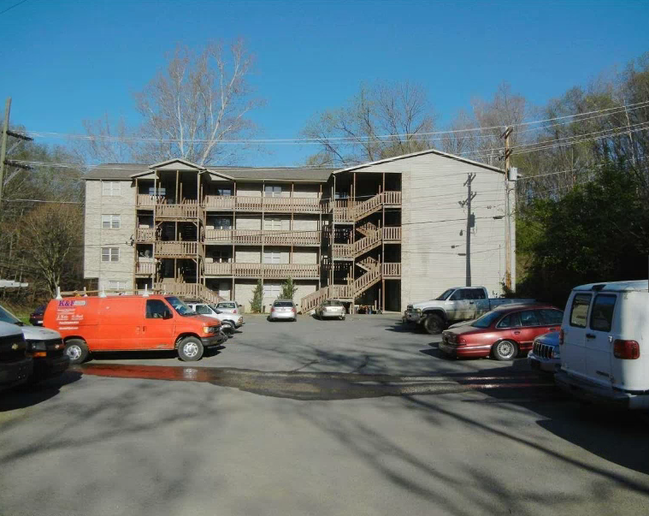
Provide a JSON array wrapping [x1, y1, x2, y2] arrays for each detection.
[[84, 180, 136, 291], [263, 215, 291, 230], [236, 215, 262, 230], [237, 183, 262, 196], [294, 281, 318, 304], [393, 153, 507, 307], [234, 280, 257, 311], [292, 248, 318, 264], [292, 215, 319, 231], [293, 184, 320, 198], [263, 247, 290, 264], [235, 248, 261, 263]]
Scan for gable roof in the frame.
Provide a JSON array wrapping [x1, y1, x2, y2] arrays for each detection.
[[84, 163, 334, 182], [333, 148, 504, 174]]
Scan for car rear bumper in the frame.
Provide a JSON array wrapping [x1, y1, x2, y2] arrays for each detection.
[[0, 357, 33, 389], [555, 371, 649, 409], [439, 341, 492, 358], [319, 311, 345, 318], [269, 312, 296, 320]]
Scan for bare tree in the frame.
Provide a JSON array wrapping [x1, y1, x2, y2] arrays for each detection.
[[302, 81, 436, 166], [133, 40, 263, 165], [80, 40, 263, 166], [18, 204, 83, 297]]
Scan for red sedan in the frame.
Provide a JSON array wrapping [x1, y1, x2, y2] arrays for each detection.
[[439, 304, 563, 360]]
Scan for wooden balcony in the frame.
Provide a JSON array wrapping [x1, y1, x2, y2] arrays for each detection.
[[204, 262, 320, 279], [204, 229, 321, 246], [204, 195, 326, 214], [382, 227, 401, 242], [382, 262, 401, 277], [136, 194, 161, 207], [136, 228, 155, 242], [155, 201, 201, 219], [135, 260, 155, 275], [156, 241, 198, 257]]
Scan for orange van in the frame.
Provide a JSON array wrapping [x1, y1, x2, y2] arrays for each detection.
[[43, 294, 227, 364]]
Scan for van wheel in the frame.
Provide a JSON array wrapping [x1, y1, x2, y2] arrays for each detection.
[[65, 339, 89, 365], [424, 314, 444, 335], [178, 337, 204, 362], [492, 340, 518, 361]]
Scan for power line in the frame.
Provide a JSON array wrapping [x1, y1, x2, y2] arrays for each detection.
[[0, 0, 29, 16]]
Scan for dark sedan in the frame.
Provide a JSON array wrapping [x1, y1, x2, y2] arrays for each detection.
[[440, 304, 563, 361], [29, 305, 46, 326]]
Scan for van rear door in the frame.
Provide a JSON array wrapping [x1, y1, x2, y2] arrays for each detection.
[[585, 293, 617, 386], [562, 292, 592, 379]]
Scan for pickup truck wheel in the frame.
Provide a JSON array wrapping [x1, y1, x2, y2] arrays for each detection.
[[178, 337, 204, 362], [423, 314, 444, 334], [492, 340, 518, 361], [64, 339, 89, 365]]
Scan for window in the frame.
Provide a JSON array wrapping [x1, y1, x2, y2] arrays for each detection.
[[217, 302, 237, 309], [102, 181, 121, 196], [101, 247, 120, 262], [264, 218, 283, 230], [449, 290, 464, 301], [214, 217, 232, 230], [194, 304, 212, 315], [264, 185, 282, 197], [590, 294, 616, 332], [497, 312, 521, 329], [216, 187, 232, 196], [519, 310, 541, 327], [263, 285, 281, 298], [101, 215, 121, 229], [146, 300, 171, 319], [106, 280, 126, 291], [472, 310, 503, 328], [165, 296, 194, 316], [539, 309, 563, 325], [569, 294, 591, 328], [264, 251, 281, 264], [148, 186, 166, 196], [471, 288, 487, 300]]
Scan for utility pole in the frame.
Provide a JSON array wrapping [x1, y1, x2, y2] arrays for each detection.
[[459, 173, 477, 287], [501, 126, 513, 291], [624, 102, 638, 166], [0, 97, 33, 207]]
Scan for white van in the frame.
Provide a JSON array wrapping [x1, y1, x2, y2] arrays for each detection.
[[555, 280, 649, 409]]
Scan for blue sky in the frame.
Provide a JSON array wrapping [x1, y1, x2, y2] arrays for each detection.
[[1, 0, 648, 166]]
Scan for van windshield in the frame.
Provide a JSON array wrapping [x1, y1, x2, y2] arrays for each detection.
[[165, 297, 196, 316], [0, 305, 22, 325]]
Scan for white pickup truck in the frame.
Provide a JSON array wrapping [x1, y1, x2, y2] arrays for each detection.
[[404, 286, 534, 334]]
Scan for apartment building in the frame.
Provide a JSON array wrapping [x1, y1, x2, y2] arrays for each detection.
[[83, 150, 514, 312]]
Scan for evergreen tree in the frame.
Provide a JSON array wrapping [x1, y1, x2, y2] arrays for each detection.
[[280, 277, 298, 300], [250, 280, 263, 313]]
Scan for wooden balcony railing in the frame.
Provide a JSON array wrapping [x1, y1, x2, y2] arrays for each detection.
[[136, 194, 161, 207], [332, 243, 354, 259], [155, 202, 201, 219], [136, 228, 155, 242], [156, 241, 198, 257], [204, 263, 320, 278], [204, 195, 325, 213], [382, 262, 401, 277], [135, 261, 155, 275], [154, 282, 222, 304], [204, 229, 321, 246], [382, 227, 401, 241]]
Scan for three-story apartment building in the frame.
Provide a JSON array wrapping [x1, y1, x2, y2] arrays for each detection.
[[83, 150, 515, 312]]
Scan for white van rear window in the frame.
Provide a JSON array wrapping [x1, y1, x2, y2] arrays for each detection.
[[590, 294, 616, 332], [570, 294, 591, 328]]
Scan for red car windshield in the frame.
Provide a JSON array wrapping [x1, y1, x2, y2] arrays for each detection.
[[471, 310, 503, 328]]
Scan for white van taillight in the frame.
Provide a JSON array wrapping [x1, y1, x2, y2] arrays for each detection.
[[559, 329, 564, 345], [613, 340, 640, 360]]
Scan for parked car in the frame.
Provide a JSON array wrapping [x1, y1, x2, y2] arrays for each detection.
[[214, 301, 243, 315], [29, 304, 46, 326], [268, 299, 297, 322], [186, 302, 244, 333], [404, 286, 535, 334], [0, 321, 33, 392], [43, 294, 228, 364], [0, 304, 69, 382], [555, 280, 649, 410], [527, 331, 561, 373], [315, 299, 346, 320], [439, 304, 563, 360]]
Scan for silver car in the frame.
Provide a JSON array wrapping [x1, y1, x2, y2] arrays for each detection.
[[527, 331, 561, 373], [214, 301, 243, 315], [315, 299, 346, 320], [268, 300, 297, 322]]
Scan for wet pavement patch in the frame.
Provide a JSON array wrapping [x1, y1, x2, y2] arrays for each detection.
[[76, 363, 559, 401]]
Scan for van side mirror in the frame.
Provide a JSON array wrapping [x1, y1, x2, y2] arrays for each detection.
[[163, 311, 173, 320]]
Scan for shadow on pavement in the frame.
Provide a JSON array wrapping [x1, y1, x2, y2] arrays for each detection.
[[0, 370, 82, 412], [86, 345, 226, 362]]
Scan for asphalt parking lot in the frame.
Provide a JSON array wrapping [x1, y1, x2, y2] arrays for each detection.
[[1, 315, 648, 516]]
